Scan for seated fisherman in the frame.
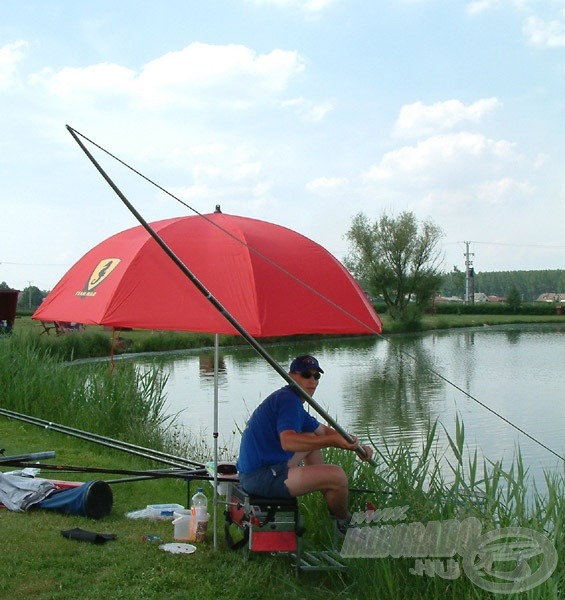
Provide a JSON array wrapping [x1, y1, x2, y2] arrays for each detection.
[[236, 354, 372, 532]]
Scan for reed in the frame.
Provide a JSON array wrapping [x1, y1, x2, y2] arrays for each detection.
[[0, 334, 171, 450], [297, 418, 564, 598]]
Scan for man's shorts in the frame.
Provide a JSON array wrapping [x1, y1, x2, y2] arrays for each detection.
[[238, 462, 291, 498]]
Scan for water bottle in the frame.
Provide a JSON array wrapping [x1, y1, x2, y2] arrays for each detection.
[[191, 488, 207, 515], [190, 488, 208, 542]]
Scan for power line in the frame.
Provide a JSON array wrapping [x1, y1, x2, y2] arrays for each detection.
[[0, 261, 70, 266], [449, 241, 565, 250]]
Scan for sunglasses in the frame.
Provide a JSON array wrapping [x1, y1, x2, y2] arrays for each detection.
[[298, 371, 321, 380]]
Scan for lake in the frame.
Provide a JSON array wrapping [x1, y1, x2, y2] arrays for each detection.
[[137, 324, 564, 489]]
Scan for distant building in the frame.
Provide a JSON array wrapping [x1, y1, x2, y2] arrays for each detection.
[[434, 295, 463, 303], [474, 292, 490, 303], [536, 293, 563, 303], [487, 295, 506, 303]]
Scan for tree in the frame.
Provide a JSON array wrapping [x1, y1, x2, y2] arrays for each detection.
[[344, 211, 444, 322], [17, 285, 46, 310], [441, 266, 465, 298], [506, 285, 522, 313]]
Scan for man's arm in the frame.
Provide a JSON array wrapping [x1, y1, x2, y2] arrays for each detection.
[[280, 425, 374, 461], [279, 426, 358, 453]]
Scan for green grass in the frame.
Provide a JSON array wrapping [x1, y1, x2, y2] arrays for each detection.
[[2, 415, 563, 599], [2, 325, 564, 598]]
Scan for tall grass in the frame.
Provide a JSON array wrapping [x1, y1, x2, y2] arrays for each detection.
[[0, 334, 171, 449], [298, 418, 564, 598]]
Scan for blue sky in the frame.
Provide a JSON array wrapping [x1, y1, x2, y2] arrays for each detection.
[[1, 0, 564, 291]]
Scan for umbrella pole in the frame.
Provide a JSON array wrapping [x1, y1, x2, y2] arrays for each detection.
[[66, 125, 375, 468], [213, 333, 219, 550]]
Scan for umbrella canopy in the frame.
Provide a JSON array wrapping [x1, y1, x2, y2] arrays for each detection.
[[33, 212, 382, 336]]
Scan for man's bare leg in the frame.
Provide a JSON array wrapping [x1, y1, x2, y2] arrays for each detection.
[[284, 463, 349, 519]]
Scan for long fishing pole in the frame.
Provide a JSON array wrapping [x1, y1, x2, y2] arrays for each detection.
[[0, 451, 55, 464], [0, 407, 205, 470], [1, 460, 208, 479], [66, 125, 374, 467]]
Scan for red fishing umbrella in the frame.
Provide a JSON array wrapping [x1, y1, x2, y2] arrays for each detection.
[[33, 211, 382, 336]]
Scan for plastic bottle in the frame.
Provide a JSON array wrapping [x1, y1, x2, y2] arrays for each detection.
[[190, 488, 208, 542], [191, 487, 207, 514]]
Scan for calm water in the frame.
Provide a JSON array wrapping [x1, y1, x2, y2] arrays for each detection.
[[138, 324, 565, 487]]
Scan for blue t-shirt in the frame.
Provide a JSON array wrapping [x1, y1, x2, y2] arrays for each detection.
[[236, 385, 320, 474]]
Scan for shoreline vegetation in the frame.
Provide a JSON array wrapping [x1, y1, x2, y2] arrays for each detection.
[[1, 314, 564, 599], [9, 311, 565, 362]]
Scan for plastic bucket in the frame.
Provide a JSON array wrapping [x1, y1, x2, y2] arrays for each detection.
[[172, 510, 192, 542]]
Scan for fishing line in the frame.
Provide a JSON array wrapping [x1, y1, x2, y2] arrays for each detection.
[[67, 126, 382, 337], [66, 126, 564, 465], [381, 343, 565, 463]]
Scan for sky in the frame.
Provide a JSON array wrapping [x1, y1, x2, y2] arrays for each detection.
[[1, 0, 564, 292]]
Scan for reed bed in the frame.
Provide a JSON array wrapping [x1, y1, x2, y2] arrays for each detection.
[[1, 335, 563, 599]]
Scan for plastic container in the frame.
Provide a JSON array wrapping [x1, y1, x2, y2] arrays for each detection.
[[191, 488, 207, 510], [172, 509, 192, 541], [194, 513, 209, 543], [147, 503, 184, 520], [190, 488, 208, 542]]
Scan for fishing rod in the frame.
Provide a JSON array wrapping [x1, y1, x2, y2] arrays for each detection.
[[1, 460, 208, 480], [66, 125, 374, 468], [0, 407, 205, 470], [0, 451, 55, 465]]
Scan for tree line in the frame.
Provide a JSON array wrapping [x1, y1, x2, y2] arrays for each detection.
[[441, 269, 565, 302], [345, 211, 564, 324]]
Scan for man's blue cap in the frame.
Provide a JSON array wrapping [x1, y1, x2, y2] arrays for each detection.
[[289, 355, 324, 373]]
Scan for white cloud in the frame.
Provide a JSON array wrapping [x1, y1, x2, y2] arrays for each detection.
[[281, 96, 335, 121], [476, 177, 533, 204], [30, 42, 305, 110], [394, 98, 502, 138], [364, 132, 517, 186], [523, 15, 565, 47], [306, 176, 348, 195], [466, 0, 528, 16], [0, 41, 28, 89], [467, 0, 503, 15], [247, 0, 336, 15], [30, 62, 135, 98]]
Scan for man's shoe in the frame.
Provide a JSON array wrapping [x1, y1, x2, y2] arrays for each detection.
[[335, 516, 358, 536]]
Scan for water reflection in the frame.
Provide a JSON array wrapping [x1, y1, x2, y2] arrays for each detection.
[[198, 353, 227, 380], [139, 325, 564, 485], [344, 337, 444, 444]]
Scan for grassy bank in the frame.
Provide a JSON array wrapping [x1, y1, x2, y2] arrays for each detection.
[[1, 337, 564, 599], [9, 312, 565, 362]]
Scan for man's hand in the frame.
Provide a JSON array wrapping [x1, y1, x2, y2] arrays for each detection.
[[357, 444, 373, 462]]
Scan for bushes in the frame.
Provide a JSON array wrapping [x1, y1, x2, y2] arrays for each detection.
[[433, 302, 560, 316]]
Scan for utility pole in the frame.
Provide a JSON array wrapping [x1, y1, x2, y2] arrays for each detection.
[[28, 280, 33, 309], [464, 242, 474, 305]]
